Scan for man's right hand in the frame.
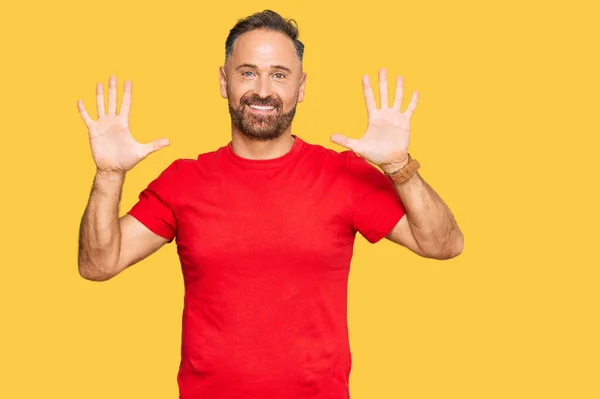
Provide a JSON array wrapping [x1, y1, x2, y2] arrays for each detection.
[[77, 75, 170, 174]]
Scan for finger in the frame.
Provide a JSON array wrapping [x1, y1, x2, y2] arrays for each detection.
[[108, 75, 118, 115], [392, 75, 404, 111], [77, 100, 94, 127], [141, 138, 170, 158], [362, 75, 377, 115], [96, 82, 105, 117], [119, 80, 132, 117], [379, 68, 389, 109], [404, 91, 419, 118], [330, 133, 359, 152]]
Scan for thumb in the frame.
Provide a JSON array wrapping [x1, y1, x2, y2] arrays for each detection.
[[330, 133, 359, 152], [141, 138, 170, 158]]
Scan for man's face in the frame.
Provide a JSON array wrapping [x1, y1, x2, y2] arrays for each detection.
[[219, 29, 307, 141]]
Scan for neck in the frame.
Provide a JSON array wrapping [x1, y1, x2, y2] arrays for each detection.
[[230, 129, 296, 160]]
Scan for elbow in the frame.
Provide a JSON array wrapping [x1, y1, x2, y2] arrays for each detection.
[[78, 260, 118, 282], [442, 243, 463, 260], [80, 272, 113, 282], [437, 232, 464, 260], [422, 232, 464, 260]]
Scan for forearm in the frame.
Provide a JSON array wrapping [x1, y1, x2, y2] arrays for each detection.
[[383, 164, 463, 258], [78, 171, 125, 281]]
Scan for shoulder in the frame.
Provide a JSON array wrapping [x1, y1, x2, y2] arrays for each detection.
[[164, 146, 221, 172], [299, 140, 385, 184], [157, 157, 196, 177], [148, 157, 198, 191], [337, 150, 388, 185], [307, 141, 378, 171], [152, 142, 229, 182], [301, 140, 355, 167]]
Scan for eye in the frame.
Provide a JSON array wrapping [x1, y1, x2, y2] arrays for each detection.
[[242, 71, 255, 77], [273, 72, 286, 79]]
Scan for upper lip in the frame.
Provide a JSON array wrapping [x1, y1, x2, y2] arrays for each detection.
[[248, 104, 276, 107]]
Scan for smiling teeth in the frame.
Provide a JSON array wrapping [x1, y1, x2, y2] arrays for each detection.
[[249, 105, 275, 110]]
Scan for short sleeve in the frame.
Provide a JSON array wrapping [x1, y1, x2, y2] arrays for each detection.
[[126, 160, 179, 243], [344, 151, 407, 244]]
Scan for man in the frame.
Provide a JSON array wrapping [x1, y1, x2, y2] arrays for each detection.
[[77, 9, 463, 399]]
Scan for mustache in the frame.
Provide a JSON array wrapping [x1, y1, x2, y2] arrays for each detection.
[[240, 94, 282, 108]]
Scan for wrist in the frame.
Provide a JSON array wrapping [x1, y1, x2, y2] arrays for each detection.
[[380, 158, 409, 174], [381, 153, 420, 184], [96, 169, 126, 181]]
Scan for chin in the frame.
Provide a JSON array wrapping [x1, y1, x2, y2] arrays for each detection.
[[239, 128, 285, 141]]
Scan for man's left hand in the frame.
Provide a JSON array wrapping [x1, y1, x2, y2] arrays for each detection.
[[330, 68, 419, 172]]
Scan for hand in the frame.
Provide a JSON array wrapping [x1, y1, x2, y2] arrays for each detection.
[[77, 75, 170, 174], [330, 68, 418, 171]]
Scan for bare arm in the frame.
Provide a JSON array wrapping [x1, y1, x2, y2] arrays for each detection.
[[76, 75, 170, 281], [78, 171, 168, 281], [78, 170, 125, 281], [330, 69, 463, 259], [383, 167, 463, 259]]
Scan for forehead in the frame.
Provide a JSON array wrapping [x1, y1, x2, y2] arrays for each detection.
[[229, 29, 300, 70]]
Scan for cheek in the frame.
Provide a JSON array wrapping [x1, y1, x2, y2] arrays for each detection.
[[231, 92, 247, 107], [227, 81, 250, 103], [282, 90, 299, 107]]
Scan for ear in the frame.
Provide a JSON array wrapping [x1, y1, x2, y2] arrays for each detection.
[[219, 66, 228, 99], [297, 72, 307, 103]]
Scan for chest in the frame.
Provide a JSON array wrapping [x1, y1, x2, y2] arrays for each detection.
[[173, 177, 356, 279]]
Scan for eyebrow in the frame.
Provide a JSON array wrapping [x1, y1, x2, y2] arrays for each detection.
[[234, 63, 292, 74]]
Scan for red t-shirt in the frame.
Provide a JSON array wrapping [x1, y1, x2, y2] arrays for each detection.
[[127, 134, 406, 399]]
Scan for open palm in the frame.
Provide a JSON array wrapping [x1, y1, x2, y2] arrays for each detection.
[[330, 68, 418, 167], [77, 75, 169, 173]]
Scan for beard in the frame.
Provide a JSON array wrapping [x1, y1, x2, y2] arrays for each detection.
[[228, 90, 298, 142]]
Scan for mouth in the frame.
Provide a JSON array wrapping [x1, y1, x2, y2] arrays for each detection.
[[246, 104, 277, 114]]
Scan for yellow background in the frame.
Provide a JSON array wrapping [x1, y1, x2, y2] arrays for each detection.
[[1, 0, 598, 398]]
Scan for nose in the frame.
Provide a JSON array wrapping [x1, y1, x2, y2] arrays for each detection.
[[255, 74, 272, 99]]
